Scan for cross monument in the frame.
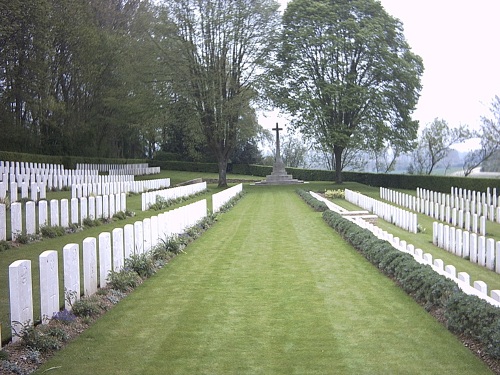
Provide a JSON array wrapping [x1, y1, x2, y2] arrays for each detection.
[[254, 122, 304, 185]]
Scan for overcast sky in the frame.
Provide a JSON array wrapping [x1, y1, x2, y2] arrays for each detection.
[[261, 0, 500, 150]]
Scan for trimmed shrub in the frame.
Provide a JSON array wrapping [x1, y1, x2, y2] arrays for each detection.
[[296, 190, 328, 212]]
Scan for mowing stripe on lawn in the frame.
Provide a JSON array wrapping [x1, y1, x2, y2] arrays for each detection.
[[36, 186, 492, 374]]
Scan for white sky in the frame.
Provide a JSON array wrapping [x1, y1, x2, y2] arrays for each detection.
[[260, 0, 500, 151]]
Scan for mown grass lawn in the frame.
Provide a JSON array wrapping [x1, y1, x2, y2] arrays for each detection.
[[35, 185, 491, 374]]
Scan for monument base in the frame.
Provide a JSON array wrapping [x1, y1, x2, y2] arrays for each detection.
[[254, 159, 304, 185]]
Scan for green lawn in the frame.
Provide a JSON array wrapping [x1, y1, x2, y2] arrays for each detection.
[[35, 185, 492, 374]]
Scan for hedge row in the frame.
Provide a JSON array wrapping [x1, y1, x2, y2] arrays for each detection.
[[233, 164, 500, 193], [296, 189, 328, 212], [319, 208, 500, 359]]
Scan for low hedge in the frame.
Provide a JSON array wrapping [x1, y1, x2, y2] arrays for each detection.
[[296, 190, 500, 359], [296, 189, 328, 212]]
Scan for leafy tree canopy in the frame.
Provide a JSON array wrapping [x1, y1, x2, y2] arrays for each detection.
[[267, 0, 423, 182]]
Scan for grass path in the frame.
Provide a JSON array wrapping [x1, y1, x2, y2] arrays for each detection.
[[35, 186, 491, 374]]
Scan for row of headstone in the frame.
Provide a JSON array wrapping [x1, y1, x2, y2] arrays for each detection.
[[450, 186, 497, 207], [142, 182, 207, 211], [381, 187, 499, 232], [432, 222, 500, 273], [347, 213, 500, 308], [0, 161, 65, 175], [9, 198, 208, 342], [212, 184, 243, 213], [1, 165, 98, 185], [72, 178, 170, 199], [76, 163, 160, 176], [417, 187, 498, 222], [2, 193, 126, 241], [345, 189, 417, 233], [0, 180, 47, 202]]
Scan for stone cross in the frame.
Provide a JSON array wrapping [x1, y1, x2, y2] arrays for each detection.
[[272, 123, 283, 161]]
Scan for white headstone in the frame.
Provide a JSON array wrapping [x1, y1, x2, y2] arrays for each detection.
[[462, 231, 470, 258], [63, 243, 80, 310], [50, 199, 59, 227], [0, 204, 6, 240], [112, 228, 124, 272], [458, 272, 470, 286], [80, 197, 88, 223], [10, 202, 22, 241], [25, 201, 36, 235], [88, 196, 95, 220], [480, 216, 486, 236], [143, 218, 151, 253], [9, 259, 33, 342], [60, 199, 69, 228], [478, 236, 486, 267], [39, 250, 59, 323], [70, 198, 79, 225], [134, 221, 143, 254], [103, 195, 109, 218], [491, 290, 500, 302], [473, 280, 488, 295], [433, 259, 444, 270], [445, 265, 456, 278], [83, 237, 98, 297], [98, 232, 112, 288], [124, 224, 134, 259], [109, 194, 116, 217], [486, 238, 495, 270], [96, 195, 103, 218], [470, 233, 478, 263], [455, 229, 463, 257]]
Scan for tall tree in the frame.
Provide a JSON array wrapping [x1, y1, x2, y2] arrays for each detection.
[[464, 96, 500, 175], [164, 0, 281, 187], [408, 118, 472, 175], [268, 0, 423, 183]]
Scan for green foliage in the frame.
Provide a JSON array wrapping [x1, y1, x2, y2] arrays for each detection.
[[15, 231, 39, 245], [107, 270, 142, 293], [148, 196, 174, 211], [83, 217, 102, 228], [13, 321, 67, 352], [71, 296, 102, 318], [296, 190, 328, 212], [321, 208, 500, 359], [40, 225, 66, 238], [125, 254, 156, 279], [112, 211, 127, 220], [324, 189, 345, 199], [216, 191, 246, 214], [0, 240, 12, 252]]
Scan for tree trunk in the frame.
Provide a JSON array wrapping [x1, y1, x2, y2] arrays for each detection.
[[334, 145, 343, 184], [218, 158, 228, 188]]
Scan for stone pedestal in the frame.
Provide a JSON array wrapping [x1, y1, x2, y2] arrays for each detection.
[[255, 157, 303, 185]]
